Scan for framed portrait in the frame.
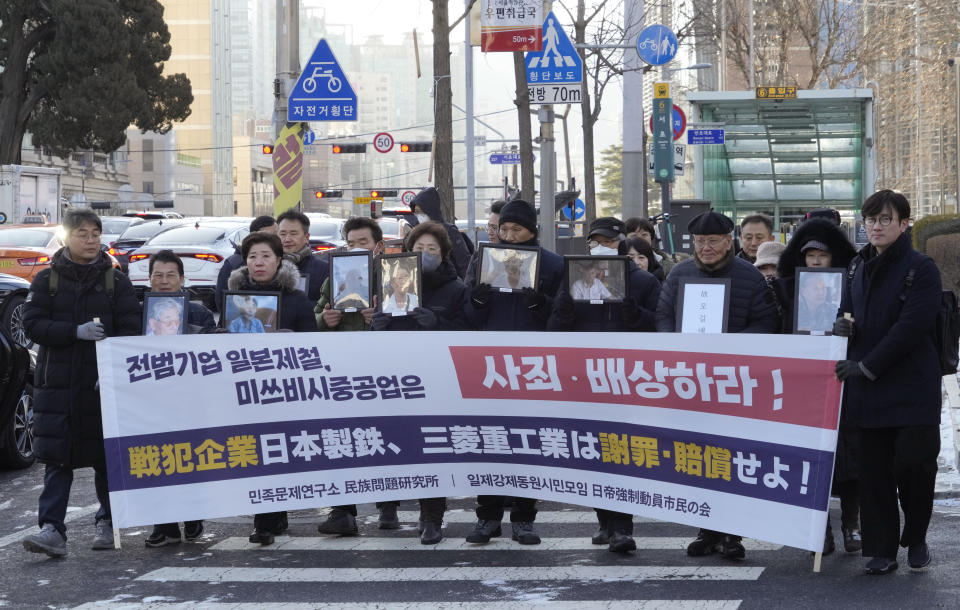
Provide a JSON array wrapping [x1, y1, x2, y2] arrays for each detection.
[[296, 273, 310, 295], [564, 256, 629, 304], [794, 267, 844, 335], [378, 252, 422, 316], [477, 243, 540, 293], [676, 278, 731, 334], [142, 292, 187, 336], [222, 291, 281, 333], [330, 250, 373, 312]]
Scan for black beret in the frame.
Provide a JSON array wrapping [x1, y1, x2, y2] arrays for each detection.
[[687, 210, 734, 235], [588, 216, 624, 239]]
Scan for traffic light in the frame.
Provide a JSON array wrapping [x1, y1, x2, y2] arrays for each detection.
[[315, 189, 343, 199], [370, 190, 397, 198], [331, 143, 366, 154], [314, 191, 325, 199], [261, 144, 274, 154], [399, 141, 432, 153]]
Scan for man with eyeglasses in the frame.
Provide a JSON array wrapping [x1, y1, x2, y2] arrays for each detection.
[[832, 190, 942, 575], [485, 200, 506, 244], [655, 209, 779, 560], [22, 208, 141, 558]]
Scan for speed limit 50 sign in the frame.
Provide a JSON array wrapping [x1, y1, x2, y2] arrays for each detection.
[[373, 132, 394, 153]]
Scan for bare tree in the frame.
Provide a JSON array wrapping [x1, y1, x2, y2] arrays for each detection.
[[432, 0, 455, 220], [513, 52, 536, 202]]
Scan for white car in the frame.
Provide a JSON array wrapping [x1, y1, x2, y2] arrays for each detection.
[[126, 220, 249, 307]]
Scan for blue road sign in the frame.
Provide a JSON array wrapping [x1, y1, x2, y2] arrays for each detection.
[[561, 198, 586, 221], [303, 129, 316, 146], [687, 128, 724, 145], [489, 152, 535, 165], [636, 24, 678, 66], [288, 39, 357, 122], [525, 12, 583, 104]]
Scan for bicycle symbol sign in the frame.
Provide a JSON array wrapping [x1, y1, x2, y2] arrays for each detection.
[[636, 24, 677, 66], [288, 39, 357, 122]]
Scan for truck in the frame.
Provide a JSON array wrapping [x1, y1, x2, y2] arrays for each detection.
[[0, 165, 62, 226]]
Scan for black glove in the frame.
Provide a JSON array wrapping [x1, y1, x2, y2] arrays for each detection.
[[522, 287, 546, 311], [411, 307, 438, 329], [832, 317, 854, 337], [471, 282, 492, 308], [369, 312, 392, 331], [621, 297, 640, 328], [835, 360, 863, 381]]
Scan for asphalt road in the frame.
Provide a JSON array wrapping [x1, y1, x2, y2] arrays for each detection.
[[2, 463, 959, 609]]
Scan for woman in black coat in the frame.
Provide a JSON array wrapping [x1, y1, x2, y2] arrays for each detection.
[[369, 221, 472, 544], [622, 236, 665, 283], [227, 232, 317, 545]]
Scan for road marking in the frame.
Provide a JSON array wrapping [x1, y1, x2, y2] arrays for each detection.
[[0, 503, 99, 548], [73, 602, 742, 610], [137, 565, 764, 583], [210, 535, 781, 552]]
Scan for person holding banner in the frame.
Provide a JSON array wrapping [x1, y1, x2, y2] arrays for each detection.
[[548, 217, 660, 553], [227, 231, 318, 545], [21, 209, 142, 558], [655, 209, 779, 560], [464, 199, 564, 546], [833, 190, 943, 575], [368, 221, 473, 544]]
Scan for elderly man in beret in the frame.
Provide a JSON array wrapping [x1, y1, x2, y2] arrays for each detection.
[[655, 209, 780, 560]]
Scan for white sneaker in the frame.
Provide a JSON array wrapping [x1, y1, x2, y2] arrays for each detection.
[[23, 524, 67, 558]]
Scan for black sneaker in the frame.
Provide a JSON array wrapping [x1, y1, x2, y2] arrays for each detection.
[[841, 526, 862, 553], [719, 535, 745, 560], [420, 521, 443, 545], [317, 509, 358, 536], [608, 532, 636, 553], [865, 556, 898, 575], [465, 519, 502, 544], [271, 515, 289, 535], [686, 529, 723, 556], [183, 521, 204, 541], [145, 524, 181, 548], [591, 526, 610, 545], [378, 504, 400, 530], [248, 529, 274, 545], [908, 543, 931, 569], [511, 521, 541, 545]]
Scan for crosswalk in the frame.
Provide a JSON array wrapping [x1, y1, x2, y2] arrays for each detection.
[[71, 500, 780, 608]]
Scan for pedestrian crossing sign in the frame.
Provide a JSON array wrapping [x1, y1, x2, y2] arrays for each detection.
[[525, 11, 583, 105]]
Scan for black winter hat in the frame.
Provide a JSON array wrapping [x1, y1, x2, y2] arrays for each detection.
[[498, 199, 538, 235], [687, 210, 734, 235], [588, 216, 625, 239]]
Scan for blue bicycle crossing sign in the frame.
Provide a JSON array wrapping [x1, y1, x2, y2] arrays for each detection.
[[288, 39, 357, 122]]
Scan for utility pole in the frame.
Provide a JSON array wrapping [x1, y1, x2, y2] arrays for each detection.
[[622, 0, 646, 218], [539, 106, 556, 250], [464, 0, 476, 237], [274, 0, 299, 142]]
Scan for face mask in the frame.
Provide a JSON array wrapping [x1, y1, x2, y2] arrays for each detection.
[[590, 245, 618, 256], [416, 214, 430, 224], [421, 251, 441, 272]]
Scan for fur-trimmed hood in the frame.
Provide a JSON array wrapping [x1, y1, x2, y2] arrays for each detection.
[[777, 218, 856, 279], [227, 259, 302, 293]]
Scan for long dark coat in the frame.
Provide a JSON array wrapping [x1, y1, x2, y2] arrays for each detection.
[[372, 259, 472, 331], [548, 262, 661, 332], [227, 260, 319, 333]]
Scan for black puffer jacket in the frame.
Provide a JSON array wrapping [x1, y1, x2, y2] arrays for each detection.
[[411, 188, 474, 278], [548, 262, 661, 332], [464, 239, 564, 331], [372, 260, 472, 331], [776, 218, 856, 333], [227, 260, 318, 332], [655, 251, 779, 333], [23, 249, 141, 467]]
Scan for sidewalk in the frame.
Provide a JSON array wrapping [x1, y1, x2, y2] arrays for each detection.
[[935, 373, 960, 499]]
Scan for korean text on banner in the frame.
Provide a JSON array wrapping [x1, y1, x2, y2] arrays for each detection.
[[96, 332, 845, 552], [480, 0, 543, 52], [272, 122, 304, 217]]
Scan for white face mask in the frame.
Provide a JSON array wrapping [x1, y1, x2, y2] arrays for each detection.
[[415, 213, 430, 224], [590, 245, 618, 256]]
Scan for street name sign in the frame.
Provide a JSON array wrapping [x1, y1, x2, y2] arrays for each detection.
[[480, 0, 542, 52]]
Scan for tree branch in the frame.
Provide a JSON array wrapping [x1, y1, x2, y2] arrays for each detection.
[[448, 0, 478, 34]]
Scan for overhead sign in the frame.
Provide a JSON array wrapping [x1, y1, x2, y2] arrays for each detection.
[[648, 144, 686, 177], [756, 86, 798, 100], [489, 152, 535, 165], [373, 132, 394, 154], [688, 126, 725, 145], [473, 135, 487, 147], [480, 0, 542, 52], [648, 104, 687, 141], [636, 24, 678, 66], [525, 11, 583, 105], [288, 39, 357, 122]]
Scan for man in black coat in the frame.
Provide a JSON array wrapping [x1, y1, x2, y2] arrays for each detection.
[[656, 210, 779, 560], [411, 187, 474, 278], [22, 209, 142, 558], [277, 209, 329, 303], [214, 215, 276, 312], [833, 190, 943, 575]]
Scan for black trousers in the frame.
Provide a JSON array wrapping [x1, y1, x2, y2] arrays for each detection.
[[38, 463, 110, 538], [859, 425, 939, 558], [253, 511, 287, 532], [595, 509, 633, 535], [476, 495, 537, 522], [331, 500, 447, 523]]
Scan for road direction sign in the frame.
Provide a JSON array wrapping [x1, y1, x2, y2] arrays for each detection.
[[489, 152, 528, 164], [401, 190, 416, 205], [480, 0, 543, 52], [560, 198, 586, 220], [373, 132, 394, 153], [303, 129, 316, 146], [288, 39, 357, 122], [636, 24, 677, 66], [525, 11, 583, 105], [687, 126, 725, 145], [648, 104, 687, 141]]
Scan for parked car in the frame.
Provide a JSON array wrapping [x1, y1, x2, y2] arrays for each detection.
[[122, 210, 184, 220], [0, 226, 64, 281], [306, 216, 347, 253], [99, 215, 146, 247], [0, 317, 33, 469], [126, 220, 250, 307], [0, 272, 31, 349], [107, 218, 192, 272]]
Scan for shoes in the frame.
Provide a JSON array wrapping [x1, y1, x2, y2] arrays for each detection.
[[686, 529, 723, 556], [184, 520, 204, 541], [23, 524, 67, 558], [272, 515, 289, 535], [841, 526, 862, 553], [248, 529, 274, 545], [420, 521, 443, 545], [465, 519, 502, 544], [591, 526, 610, 545], [608, 532, 636, 553], [91, 520, 115, 550], [145, 524, 182, 548], [378, 504, 400, 530], [719, 535, 745, 560], [317, 509, 358, 536], [823, 522, 836, 556], [908, 543, 931, 569], [865, 556, 898, 575], [511, 521, 541, 545]]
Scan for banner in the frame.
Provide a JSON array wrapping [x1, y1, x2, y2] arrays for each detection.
[[272, 122, 304, 217], [97, 332, 845, 552], [480, 0, 543, 52]]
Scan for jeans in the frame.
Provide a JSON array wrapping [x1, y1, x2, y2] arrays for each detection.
[[38, 462, 110, 539]]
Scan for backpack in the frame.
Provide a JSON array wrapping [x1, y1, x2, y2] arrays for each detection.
[[48, 267, 115, 299]]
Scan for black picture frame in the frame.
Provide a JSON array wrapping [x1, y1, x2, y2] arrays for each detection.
[[676, 277, 731, 334], [221, 291, 282, 333], [477, 243, 541, 293], [564, 255, 629, 304], [377, 252, 423, 316], [296, 273, 310, 296], [329, 250, 373, 312], [793, 267, 845, 335], [142, 292, 188, 336]]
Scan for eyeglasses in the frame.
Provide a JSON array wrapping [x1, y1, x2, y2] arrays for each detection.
[[693, 236, 727, 248], [72, 232, 102, 242], [150, 272, 181, 281], [864, 215, 894, 227]]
